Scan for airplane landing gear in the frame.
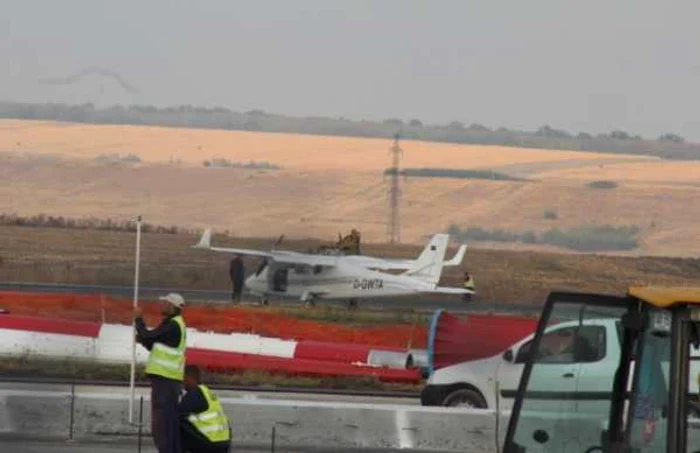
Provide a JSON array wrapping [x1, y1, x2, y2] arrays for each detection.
[[301, 291, 316, 308], [304, 298, 317, 308], [346, 299, 358, 310]]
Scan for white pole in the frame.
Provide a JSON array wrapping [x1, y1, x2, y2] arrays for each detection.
[[128, 215, 142, 424]]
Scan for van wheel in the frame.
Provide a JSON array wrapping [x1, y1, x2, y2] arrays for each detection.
[[443, 388, 487, 409]]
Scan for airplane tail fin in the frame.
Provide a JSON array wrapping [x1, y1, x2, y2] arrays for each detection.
[[402, 234, 449, 285], [193, 228, 213, 249], [443, 244, 467, 267]]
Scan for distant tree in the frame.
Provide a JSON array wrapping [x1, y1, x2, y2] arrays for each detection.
[[610, 130, 632, 140], [536, 125, 571, 138], [577, 132, 593, 140], [446, 121, 465, 130], [383, 118, 404, 127], [659, 133, 685, 144], [409, 119, 423, 127], [468, 123, 491, 132]]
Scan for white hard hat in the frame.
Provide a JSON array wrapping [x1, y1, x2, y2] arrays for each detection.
[[159, 293, 185, 308]]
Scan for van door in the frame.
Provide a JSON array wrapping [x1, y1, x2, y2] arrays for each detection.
[[498, 326, 581, 414], [505, 297, 630, 453], [572, 322, 614, 418]]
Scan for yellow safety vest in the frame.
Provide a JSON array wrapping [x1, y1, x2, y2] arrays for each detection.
[[188, 385, 231, 443], [464, 276, 476, 291], [145, 315, 186, 381]]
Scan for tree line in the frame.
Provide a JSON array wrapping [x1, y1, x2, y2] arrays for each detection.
[[1, 101, 698, 160]]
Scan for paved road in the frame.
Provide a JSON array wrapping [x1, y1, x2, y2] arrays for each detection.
[[0, 381, 419, 406], [0, 438, 450, 453], [0, 281, 541, 315]]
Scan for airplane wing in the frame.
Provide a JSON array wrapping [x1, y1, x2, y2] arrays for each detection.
[[192, 229, 338, 267], [192, 229, 275, 258], [272, 252, 338, 267], [340, 244, 467, 270], [341, 256, 415, 270]]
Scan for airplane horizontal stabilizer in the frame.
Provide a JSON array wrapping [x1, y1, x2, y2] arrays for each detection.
[[431, 286, 474, 295]]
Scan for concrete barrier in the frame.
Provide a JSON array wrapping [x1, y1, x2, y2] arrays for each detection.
[[0, 384, 502, 452]]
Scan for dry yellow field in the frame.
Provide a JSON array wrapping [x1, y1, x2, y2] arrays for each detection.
[[2, 119, 700, 257], [0, 119, 650, 171]]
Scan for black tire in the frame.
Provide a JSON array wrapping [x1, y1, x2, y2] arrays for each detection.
[[442, 388, 487, 409]]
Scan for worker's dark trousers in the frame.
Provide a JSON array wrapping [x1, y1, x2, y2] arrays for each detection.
[[150, 376, 181, 453], [181, 421, 231, 453], [231, 281, 243, 302]]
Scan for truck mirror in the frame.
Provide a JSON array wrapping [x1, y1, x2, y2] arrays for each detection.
[[503, 349, 514, 362]]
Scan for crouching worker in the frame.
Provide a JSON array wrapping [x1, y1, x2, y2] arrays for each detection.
[[180, 365, 232, 453]]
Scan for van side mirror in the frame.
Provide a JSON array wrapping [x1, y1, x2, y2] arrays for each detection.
[[503, 349, 514, 362]]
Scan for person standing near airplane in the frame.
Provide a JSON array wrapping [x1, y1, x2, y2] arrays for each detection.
[[229, 256, 245, 303]]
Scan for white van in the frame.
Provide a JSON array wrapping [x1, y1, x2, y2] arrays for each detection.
[[421, 318, 700, 411]]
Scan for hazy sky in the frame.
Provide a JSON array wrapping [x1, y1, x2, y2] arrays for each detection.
[[2, 1, 700, 139]]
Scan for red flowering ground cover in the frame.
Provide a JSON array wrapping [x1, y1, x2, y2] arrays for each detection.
[[0, 292, 428, 349]]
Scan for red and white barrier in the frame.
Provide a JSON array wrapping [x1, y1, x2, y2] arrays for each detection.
[[0, 314, 420, 382]]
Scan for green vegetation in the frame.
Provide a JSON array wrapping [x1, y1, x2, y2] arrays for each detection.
[[384, 167, 525, 181], [274, 305, 430, 327], [587, 180, 619, 190], [203, 158, 281, 170], [0, 212, 200, 235], [1, 101, 698, 159], [447, 225, 524, 243], [542, 209, 559, 220], [541, 225, 639, 252], [448, 224, 640, 252]]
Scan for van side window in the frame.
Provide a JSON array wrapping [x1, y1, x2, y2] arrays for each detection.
[[575, 325, 606, 362], [515, 325, 606, 364]]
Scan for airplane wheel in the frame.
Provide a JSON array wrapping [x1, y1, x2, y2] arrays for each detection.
[[304, 299, 316, 308], [347, 299, 358, 310], [261, 297, 269, 306]]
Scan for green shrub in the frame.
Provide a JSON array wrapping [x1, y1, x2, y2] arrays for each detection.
[[447, 223, 640, 251], [385, 168, 525, 181], [543, 209, 559, 220], [541, 225, 638, 252], [587, 180, 618, 190]]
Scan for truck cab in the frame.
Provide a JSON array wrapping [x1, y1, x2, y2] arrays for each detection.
[[503, 287, 700, 453]]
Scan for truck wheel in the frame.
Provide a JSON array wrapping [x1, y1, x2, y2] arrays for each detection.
[[443, 388, 487, 408]]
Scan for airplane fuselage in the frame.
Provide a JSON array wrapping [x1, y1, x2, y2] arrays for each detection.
[[245, 262, 434, 300]]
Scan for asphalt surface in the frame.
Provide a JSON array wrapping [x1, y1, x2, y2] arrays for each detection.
[[0, 381, 419, 405], [0, 439, 451, 453], [0, 281, 541, 315]]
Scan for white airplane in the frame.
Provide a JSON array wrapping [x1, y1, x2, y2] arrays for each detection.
[[192, 230, 472, 308]]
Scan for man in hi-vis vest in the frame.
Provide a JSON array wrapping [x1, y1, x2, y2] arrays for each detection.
[[179, 365, 232, 453], [135, 293, 187, 453]]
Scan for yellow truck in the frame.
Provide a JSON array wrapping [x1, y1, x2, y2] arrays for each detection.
[[503, 286, 700, 453]]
